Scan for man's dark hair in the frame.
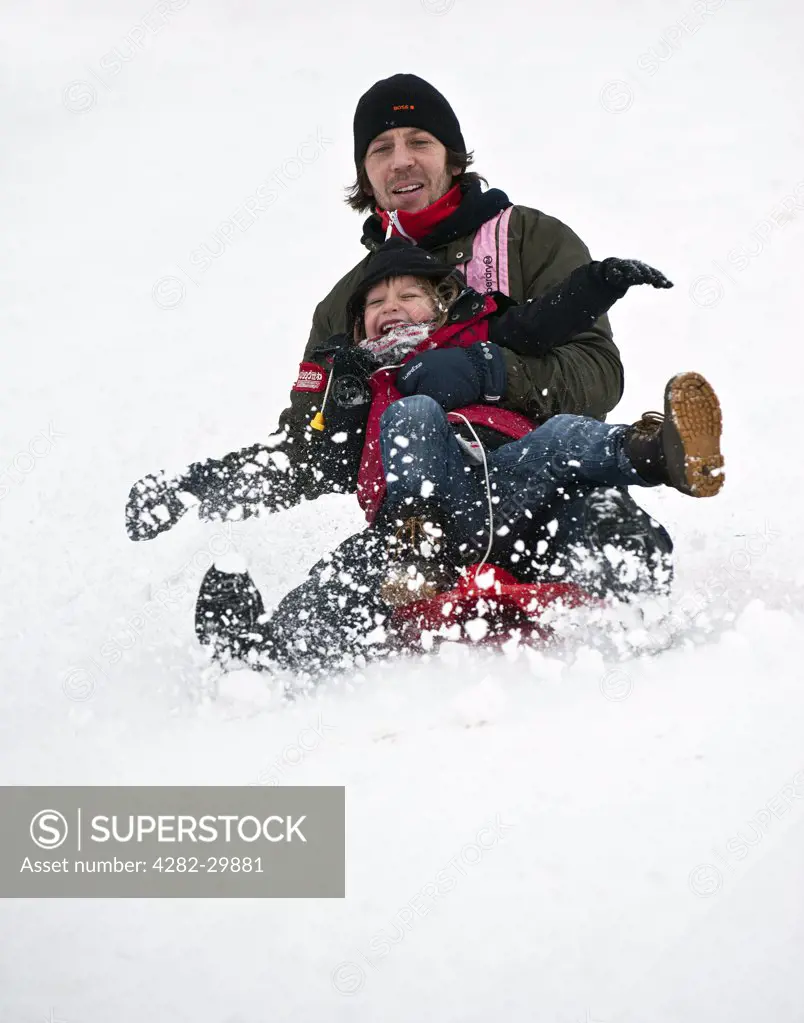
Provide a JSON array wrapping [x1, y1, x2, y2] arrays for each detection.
[[344, 148, 487, 213]]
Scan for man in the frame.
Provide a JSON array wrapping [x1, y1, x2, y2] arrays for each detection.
[[263, 73, 668, 606], [277, 72, 623, 443]]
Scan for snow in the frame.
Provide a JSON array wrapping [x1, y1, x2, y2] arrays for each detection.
[[2, 0, 804, 1019]]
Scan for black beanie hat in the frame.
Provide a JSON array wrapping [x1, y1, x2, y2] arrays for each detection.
[[353, 73, 466, 169], [346, 237, 465, 334]]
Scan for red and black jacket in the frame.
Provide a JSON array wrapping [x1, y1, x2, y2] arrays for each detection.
[[287, 290, 536, 524]]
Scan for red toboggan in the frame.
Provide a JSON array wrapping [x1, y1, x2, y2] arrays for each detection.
[[391, 563, 595, 645]]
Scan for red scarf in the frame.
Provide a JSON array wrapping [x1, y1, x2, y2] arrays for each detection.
[[377, 183, 462, 242]]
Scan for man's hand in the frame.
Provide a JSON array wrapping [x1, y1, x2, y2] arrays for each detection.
[[599, 257, 673, 292], [395, 342, 507, 410]]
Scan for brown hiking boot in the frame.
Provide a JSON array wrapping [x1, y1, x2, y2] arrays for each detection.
[[625, 372, 725, 497], [379, 508, 458, 608]]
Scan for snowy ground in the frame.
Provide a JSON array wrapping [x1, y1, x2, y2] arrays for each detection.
[[2, 0, 804, 1019]]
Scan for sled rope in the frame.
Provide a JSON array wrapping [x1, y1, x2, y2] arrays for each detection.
[[450, 412, 494, 570]]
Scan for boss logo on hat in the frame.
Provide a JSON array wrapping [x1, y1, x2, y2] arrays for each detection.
[[354, 74, 466, 168]]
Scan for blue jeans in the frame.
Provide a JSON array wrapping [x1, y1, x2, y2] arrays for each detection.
[[379, 395, 657, 555]]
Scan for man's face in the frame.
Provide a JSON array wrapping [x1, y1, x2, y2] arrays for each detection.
[[364, 127, 457, 213]]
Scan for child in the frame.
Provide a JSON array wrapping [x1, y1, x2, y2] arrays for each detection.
[[126, 240, 723, 674]]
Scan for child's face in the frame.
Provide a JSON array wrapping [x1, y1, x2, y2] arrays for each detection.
[[363, 275, 436, 337]]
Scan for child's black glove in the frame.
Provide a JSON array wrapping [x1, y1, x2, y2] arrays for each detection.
[[395, 342, 507, 411]]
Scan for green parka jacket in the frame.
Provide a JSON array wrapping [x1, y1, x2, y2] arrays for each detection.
[[276, 179, 623, 437]]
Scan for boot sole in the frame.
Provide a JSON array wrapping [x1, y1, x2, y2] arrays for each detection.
[[663, 372, 725, 497]]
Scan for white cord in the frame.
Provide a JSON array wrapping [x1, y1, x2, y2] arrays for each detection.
[[312, 365, 336, 425], [386, 210, 416, 242], [450, 412, 494, 571]]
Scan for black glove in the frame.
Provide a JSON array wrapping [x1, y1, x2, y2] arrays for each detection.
[[488, 257, 673, 357], [395, 342, 507, 411], [125, 469, 196, 541], [125, 440, 302, 542], [125, 453, 263, 542], [599, 257, 672, 292]]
